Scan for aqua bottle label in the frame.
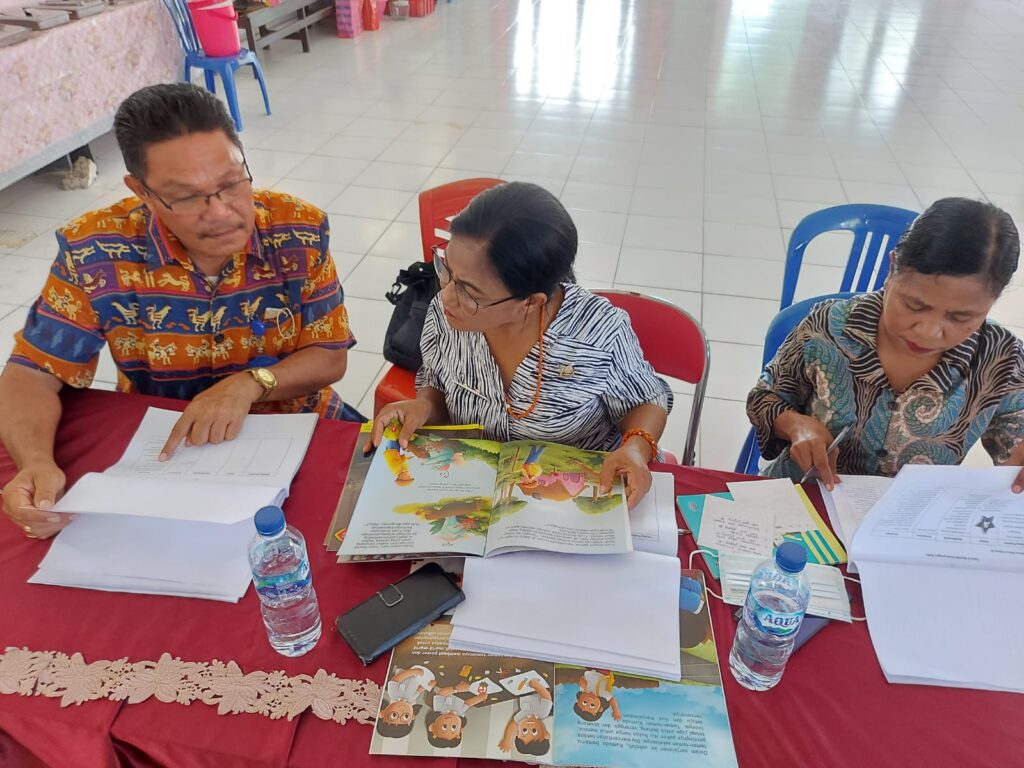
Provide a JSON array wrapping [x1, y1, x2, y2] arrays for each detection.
[[254, 564, 311, 601], [748, 595, 803, 637]]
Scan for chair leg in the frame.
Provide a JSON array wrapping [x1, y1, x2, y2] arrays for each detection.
[[184, 62, 191, 83], [204, 69, 216, 95], [250, 59, 272, 116], [220, 64, 244, 131]]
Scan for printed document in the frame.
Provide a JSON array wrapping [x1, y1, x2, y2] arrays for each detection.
[[31, 407, 317, 601], [850, 465, 1024, 692]]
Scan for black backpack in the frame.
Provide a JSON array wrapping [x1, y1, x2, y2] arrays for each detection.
[[382, 261, 440, 371]]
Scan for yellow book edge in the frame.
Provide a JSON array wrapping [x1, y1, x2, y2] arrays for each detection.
[[794, 484, 848, 564]]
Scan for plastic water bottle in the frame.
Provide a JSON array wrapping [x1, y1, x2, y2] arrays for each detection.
[[249, 505, 322, 657], [729, 541, 810, 691]]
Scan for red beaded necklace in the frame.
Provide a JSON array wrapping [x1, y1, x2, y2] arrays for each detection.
[[504, 308, 545, 420]]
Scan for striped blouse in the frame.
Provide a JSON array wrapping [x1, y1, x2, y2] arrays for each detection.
[[415, 283, 673, 451], [747, 292, 1024, 480]]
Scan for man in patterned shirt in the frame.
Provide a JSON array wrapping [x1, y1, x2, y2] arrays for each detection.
[[0, 83, 358, 539]]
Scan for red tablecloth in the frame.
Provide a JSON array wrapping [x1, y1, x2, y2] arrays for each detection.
[[0, 389, 1020, 767]]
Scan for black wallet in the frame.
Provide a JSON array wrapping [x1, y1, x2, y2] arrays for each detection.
[[335, 563, 464, 665]]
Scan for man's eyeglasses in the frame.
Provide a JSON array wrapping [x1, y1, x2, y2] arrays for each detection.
[[432, 246, 517, 315], [139, 160, 253, 215]]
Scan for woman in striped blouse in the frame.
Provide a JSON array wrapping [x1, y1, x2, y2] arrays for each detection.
[[370, 182, 672, 506], [747, 197, 1024, 493]]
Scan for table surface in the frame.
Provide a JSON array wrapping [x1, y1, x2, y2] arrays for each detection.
[[0, 388, 1020, 768]]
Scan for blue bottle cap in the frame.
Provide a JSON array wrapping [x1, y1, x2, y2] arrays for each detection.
[[250, 319, 267, 337], [775, 541, 807, 573], [254, 505, 286, 537]]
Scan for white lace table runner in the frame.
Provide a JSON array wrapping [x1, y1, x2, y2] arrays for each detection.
[[0, 647, 381, 724]]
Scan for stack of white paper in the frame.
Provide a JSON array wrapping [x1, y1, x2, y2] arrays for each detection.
[[30, 408, 317, 602], [450, 550, 682, 680], [851, 465, 1024, 693]]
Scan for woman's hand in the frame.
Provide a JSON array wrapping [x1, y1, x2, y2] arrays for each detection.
[[368, 399, 434, 452], [3, 461, 72, 539], [776, 412, 839, 489], [599, 439, 653, 509], [1004, 441, 1024, 493]]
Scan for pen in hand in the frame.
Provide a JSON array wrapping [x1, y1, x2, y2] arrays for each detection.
[[800, 424, 853, 486]]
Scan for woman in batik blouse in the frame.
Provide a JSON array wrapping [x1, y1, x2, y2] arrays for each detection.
[[747, 197, 1024, 493]]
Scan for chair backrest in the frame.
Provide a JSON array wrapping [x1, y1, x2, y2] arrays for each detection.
[[160, 0, 201, 56], [417, 178, 505, 262], [734, 290, 860, 474], [595, 290, 710, 466], [781, 204, 918, 310]]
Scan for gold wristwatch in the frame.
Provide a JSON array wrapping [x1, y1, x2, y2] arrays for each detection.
[[248, 367, 277, 400]]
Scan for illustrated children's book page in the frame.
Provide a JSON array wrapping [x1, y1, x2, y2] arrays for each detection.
[[552, 570, 739, 768], [338, 433, 501, 558], [371, 618, 555, 764], [485, 441, 631, 556], [328, 424, 484, 554]]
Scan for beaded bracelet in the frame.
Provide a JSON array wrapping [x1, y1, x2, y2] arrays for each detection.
[[622, 428, 659, 462]]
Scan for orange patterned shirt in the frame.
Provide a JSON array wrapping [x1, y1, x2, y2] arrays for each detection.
[[9, 191, 356, 417]]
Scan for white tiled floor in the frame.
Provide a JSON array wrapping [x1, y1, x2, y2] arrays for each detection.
[[4, 0, 1024, 468]]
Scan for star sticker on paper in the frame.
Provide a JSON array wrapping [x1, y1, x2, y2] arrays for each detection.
[[976, 516, 996, 534]]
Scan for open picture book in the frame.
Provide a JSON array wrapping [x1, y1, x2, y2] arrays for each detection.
[[369, 571, 738, 768], [338, 431, 634, 560]]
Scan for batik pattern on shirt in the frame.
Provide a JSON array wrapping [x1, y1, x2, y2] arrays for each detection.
[[415, 283, 673, 452], [8, 191, 355, 417], [747, 291, 1024, 479]]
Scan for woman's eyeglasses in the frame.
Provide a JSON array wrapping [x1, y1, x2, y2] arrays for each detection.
[[432, 246, 517, 315]]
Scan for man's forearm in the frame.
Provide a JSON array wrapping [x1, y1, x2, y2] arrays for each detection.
[[0, 365, 63, 469]]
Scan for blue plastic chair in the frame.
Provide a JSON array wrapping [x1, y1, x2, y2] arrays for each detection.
[[780, 204, 918, 310], [734, 291, 859, 475], [160, 0, 271, 132]]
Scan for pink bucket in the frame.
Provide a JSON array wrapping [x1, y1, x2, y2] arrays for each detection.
[[188, 0, 241, 57]]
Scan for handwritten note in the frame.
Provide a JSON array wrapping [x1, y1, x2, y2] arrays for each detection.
[[727, 478, 817, 535], [697, 496, 774, 557]]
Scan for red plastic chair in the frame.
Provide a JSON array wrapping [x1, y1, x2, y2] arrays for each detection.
[[417, 177, 506, 262], [594, 290, 710, 466], [373, 178, 506, 415]]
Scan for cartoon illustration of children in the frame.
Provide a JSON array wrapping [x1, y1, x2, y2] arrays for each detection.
[[383, 437, 414, 485], [424, 681, 488, 748], [375, 665, 436, 739], [407, 439, 465, 474], [517, 446, 591, 502], [498, 678, 553, 757], [393, 497, 490, 542], [573, 669, 622, 722]]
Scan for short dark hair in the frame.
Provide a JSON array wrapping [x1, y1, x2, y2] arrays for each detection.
[[892, 197, 1019, 296], [374, 704, 421, 738], [573, 692, 608, 722], [449, 181, 577, 299], [424, 710, 466, 748], [515, 736, 551, 756], [114, 83, 241, 180]]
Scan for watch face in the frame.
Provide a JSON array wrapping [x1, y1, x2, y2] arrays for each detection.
[[253, 368, 274, 389]]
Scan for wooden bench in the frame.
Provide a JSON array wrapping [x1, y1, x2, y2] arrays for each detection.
[[236, 0, 333, 61]]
